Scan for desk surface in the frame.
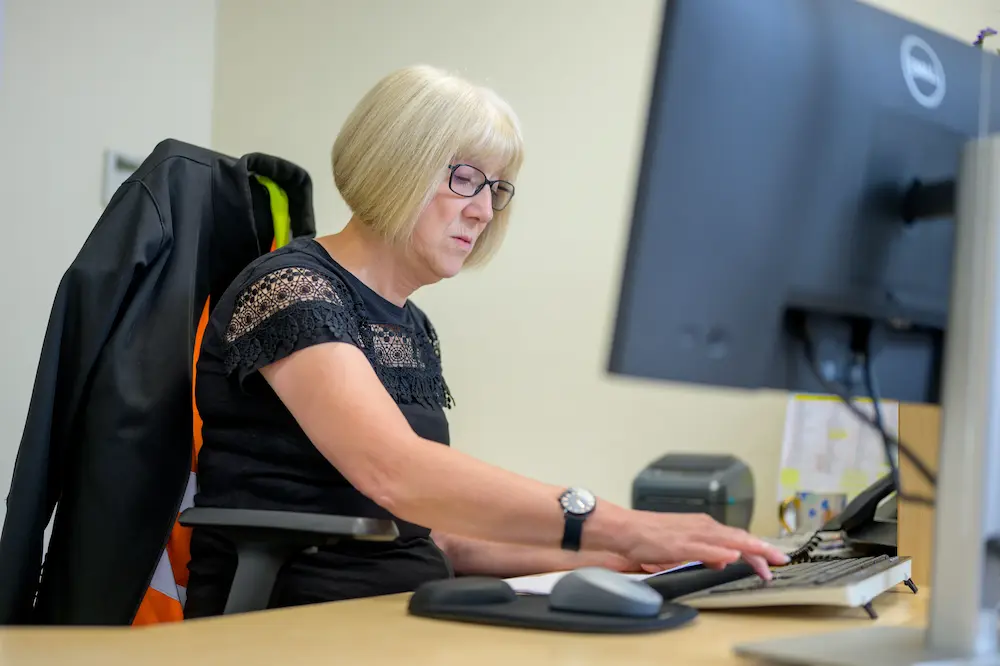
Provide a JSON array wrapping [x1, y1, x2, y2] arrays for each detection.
[[0, 586, 926, 666]]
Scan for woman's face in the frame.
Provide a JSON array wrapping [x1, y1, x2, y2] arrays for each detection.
[[407, 163, 502, 281]]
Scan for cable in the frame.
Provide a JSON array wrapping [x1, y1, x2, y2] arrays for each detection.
[[796, 321, 936, 506], [858, 351, 937, 505], [860, 346, 901, 498]]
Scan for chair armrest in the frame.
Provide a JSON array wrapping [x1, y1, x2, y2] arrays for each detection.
[[177, 507, 399, 615], [178, 507, 399, 544]]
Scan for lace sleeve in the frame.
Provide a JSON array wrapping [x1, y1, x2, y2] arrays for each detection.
[[222, 266, 361, 380]]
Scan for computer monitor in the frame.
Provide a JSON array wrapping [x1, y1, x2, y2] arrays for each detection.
[[610, 1, 1000, 406], [609, 0, 1000, 663]]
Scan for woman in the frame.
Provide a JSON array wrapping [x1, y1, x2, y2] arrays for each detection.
[[184, 64, 787, 616]]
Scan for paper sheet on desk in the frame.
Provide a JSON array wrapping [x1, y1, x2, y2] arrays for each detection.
[[504, 561, 703, 595], [779, 393, 898, 502]]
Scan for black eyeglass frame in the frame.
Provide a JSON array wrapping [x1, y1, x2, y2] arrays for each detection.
[[446, 163, 516, 211]]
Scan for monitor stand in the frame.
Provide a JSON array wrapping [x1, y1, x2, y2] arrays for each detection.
[[733, 133, 1000, 665]]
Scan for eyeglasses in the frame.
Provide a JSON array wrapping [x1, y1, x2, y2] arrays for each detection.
[[447, 164, 515, 211]]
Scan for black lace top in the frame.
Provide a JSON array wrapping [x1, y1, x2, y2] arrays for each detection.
[[184, 237, 454, 617]]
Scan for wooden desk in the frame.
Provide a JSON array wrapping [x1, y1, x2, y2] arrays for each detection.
[[0, 587, 927, 666]]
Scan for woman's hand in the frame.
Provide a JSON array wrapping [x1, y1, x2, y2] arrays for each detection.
[[636, 562, 691, 574], [617, 511, 788, 580]]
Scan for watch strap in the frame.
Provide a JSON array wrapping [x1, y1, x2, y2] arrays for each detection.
[[561, 513, 585, 551]]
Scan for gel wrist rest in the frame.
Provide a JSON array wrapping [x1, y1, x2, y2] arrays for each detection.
[[644, 560, 758, 600], [407, 576, 698, 634]]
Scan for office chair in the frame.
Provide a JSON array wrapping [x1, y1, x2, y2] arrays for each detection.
[[0, 139, 398, 626]]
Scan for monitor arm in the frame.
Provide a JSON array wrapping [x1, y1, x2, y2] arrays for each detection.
[[901, 178, 956, 224]]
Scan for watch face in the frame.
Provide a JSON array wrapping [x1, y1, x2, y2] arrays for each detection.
[[561, 487, 596, 515]]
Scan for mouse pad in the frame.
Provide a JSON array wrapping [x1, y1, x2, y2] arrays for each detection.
[[407, 577, 698, 634]]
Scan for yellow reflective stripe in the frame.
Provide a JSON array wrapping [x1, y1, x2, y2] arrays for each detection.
[[254, 174, 292, 250]]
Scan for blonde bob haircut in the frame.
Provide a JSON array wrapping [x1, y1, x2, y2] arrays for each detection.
[[332, 64, 524, 266]]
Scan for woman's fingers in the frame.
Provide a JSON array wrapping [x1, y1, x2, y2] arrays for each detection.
[[691, 539, 779, 579], [707, 525, 790, 565], [686, 544, 742, 567], [741, 553, 774, 580], [738, 537, 789, 565], [764, 546, 792, 565], [639, 513, 788, 571], [639, 562, 687, 574]]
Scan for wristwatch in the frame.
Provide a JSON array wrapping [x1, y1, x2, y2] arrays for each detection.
[[559, 487, 597, 551]]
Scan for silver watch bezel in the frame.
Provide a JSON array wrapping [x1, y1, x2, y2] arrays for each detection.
[[559, 487, 597, 516]]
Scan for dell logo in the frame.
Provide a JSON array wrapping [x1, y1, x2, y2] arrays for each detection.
[[901, 35, 945, 109]]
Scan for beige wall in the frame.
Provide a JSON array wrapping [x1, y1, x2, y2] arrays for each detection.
[[212, 0, 999, 536], [0, 0, 217, 532]]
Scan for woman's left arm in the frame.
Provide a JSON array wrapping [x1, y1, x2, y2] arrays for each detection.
[[432, 532, 672, 578]]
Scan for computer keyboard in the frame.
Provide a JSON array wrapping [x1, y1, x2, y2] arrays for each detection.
[[673, 555, 915, 619]]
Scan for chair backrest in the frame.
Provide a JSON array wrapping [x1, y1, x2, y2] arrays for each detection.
[[0, 140, 315, 626], [132, 174, 295, 626]]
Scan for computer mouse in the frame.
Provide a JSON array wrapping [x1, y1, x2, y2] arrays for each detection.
[[549, 567, 663, 618]]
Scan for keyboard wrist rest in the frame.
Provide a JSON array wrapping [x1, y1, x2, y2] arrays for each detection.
[[644, 561, 757, 599]]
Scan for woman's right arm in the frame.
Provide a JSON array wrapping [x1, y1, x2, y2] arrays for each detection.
[[260, 340, 788, 574]]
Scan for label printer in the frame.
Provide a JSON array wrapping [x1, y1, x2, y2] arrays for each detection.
[[631, 453, 755, 529]]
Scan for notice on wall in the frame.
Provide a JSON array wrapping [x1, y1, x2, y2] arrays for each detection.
[[778, 394, 898, 501]]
